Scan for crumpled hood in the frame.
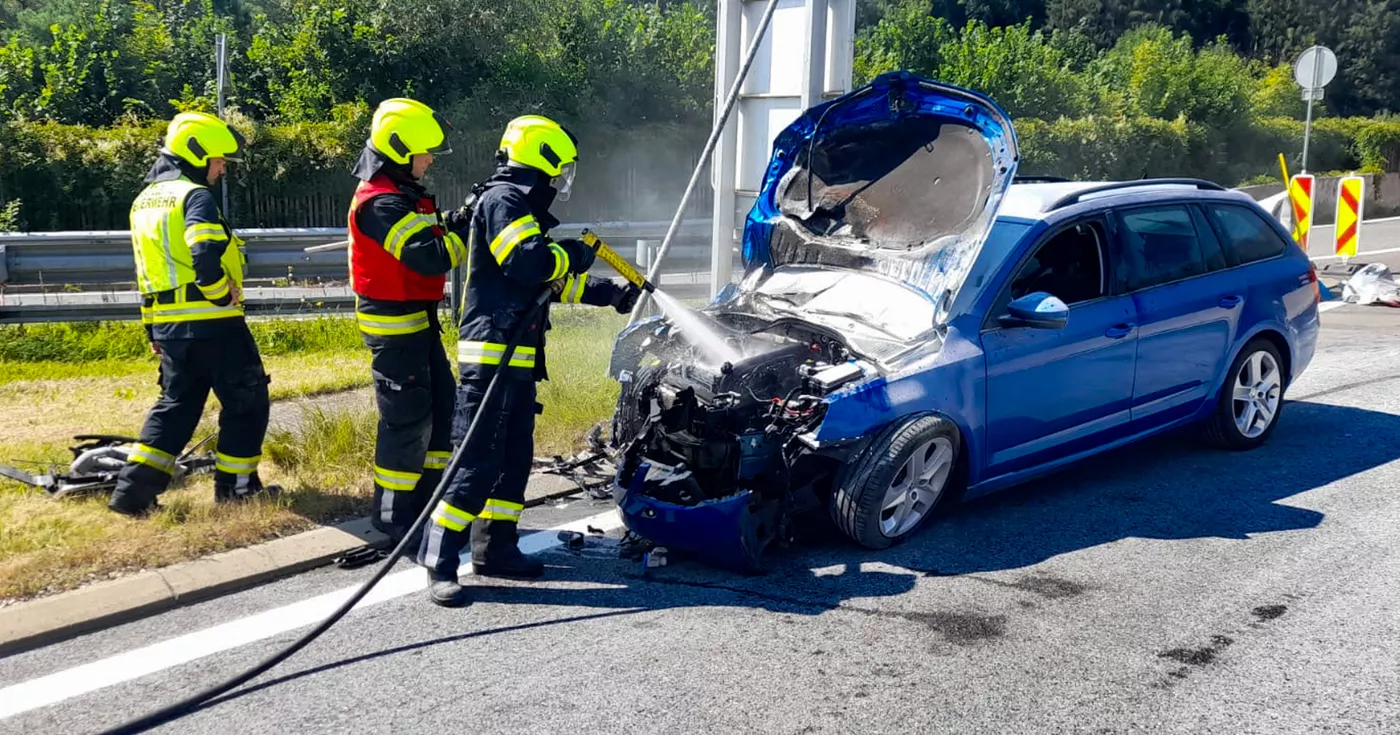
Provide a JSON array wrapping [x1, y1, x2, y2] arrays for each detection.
[[741, 71, 1019, 323]]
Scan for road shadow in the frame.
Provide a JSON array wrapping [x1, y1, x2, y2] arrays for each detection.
[[803, 399, 1394, 577]]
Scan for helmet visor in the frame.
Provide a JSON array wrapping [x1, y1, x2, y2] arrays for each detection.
[[428, 112, 454, 156], [223, 127, 247, 163], [552, 161, 577, 201]]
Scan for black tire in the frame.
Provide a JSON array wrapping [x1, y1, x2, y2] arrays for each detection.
[[1203, 338, 1286, 450], [830, 413, 962, 550]]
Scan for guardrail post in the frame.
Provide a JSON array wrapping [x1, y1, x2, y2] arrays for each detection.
[[636, 239, 656, 270]]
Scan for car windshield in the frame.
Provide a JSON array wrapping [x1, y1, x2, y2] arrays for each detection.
[[748, 266, 937, 343]]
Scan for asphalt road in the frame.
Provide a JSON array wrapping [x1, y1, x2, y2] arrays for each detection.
[[3, 307, 1400, 735]]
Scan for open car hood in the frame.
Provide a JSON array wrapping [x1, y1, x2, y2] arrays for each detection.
[[740, 71, 1019, 325]]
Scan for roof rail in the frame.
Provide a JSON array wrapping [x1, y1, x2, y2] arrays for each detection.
[[1013, 175, 1070, 184], [1046, 178, 1226, 211]]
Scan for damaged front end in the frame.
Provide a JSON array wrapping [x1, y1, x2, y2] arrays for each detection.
[[609, 316, 872, 572], [606, 71, 1017, 571]]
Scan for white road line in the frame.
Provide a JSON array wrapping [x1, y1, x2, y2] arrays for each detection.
[[0, 509, 623, 720], [1311, 246, 1400, 262]]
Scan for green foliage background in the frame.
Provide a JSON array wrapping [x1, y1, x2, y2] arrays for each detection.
[[2, 0, 1400, 231]]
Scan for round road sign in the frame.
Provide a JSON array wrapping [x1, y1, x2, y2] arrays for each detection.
[[1294, 45, 1338, 89]]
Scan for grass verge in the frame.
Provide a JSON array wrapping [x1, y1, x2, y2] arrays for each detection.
[[0, 307, 626, 601]]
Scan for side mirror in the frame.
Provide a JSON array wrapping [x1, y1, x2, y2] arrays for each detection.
[[1000, 292, 1069, 330]]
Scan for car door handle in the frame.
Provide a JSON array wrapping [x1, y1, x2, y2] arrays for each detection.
[[1218, 295, 1243, 308], [1105, 323, 1134, 339]]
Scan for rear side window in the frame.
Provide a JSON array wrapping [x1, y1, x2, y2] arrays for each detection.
[[1206, 203, 1288, 265], [1117, 205, 1208, 291]]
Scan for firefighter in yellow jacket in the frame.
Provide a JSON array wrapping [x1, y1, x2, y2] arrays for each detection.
[[108, 112, 274, 516]]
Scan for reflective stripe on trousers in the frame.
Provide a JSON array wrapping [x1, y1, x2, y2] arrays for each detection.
[[456, 341, 536, 369], [357, 310, 430, 336], [215, 452, 260, 475]]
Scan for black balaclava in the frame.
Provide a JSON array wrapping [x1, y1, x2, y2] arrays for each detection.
[[485, 153, 561, 231], [144, 150, 210, 185], [351, 143, 422, 190]]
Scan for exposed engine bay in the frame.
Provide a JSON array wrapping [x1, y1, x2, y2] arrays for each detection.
[[610, 317, 874, 571]]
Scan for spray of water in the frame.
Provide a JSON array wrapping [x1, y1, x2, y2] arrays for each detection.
[[650, 288, 743, 365]]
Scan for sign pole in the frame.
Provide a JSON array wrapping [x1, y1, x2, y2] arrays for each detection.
[[215, 33, 230, 218], [1301, 88, 1314, 174], [1293, 45, 1337, 175]]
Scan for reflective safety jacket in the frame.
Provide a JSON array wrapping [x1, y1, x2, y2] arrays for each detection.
[[457, 166, 623, 382], [129, 159, 246, 340], [348, 174, 468, 341]]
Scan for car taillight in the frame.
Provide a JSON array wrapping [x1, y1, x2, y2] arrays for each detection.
[[1307, 262, 1320, 302]]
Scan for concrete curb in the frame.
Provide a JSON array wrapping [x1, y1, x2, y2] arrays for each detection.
[[0, 518, 387, 657], [0, 473, 596, 656]]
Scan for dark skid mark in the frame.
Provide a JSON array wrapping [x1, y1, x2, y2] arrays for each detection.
[[1159, 635, 1234, 667], [1252, 604, 1287, 621], [639, 574, 1005, 645], [1010, 574, 1087, 599], [897, 610, 1007, 643]]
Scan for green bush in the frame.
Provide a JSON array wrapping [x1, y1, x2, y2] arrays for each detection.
[[1016, 115, 1208, 181]]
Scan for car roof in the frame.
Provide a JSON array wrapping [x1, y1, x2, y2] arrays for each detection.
[[998, 181, 1256, 222]]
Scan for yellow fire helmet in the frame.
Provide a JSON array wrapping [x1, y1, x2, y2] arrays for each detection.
[[165, 111, 246, 168], [369, 98, 454, 165], [499, 115, 579, 199]]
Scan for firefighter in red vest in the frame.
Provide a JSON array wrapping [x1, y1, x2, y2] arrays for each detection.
[[347, 98, 467, 547]]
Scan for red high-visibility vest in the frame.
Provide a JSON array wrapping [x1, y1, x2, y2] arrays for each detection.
[[347, 175, 448, 302]]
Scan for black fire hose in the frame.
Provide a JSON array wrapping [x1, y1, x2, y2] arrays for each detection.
[[101, 287, 555, 735]]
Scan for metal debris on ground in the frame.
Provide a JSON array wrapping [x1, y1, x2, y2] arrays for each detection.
[[557, 530, 586, 549], [530, 425, 619, 501], [0, 434, 216, 499], [334, 546, 389, 570], [618, 530, 654, 561], [1341, 262, 1400, 306], [642, 547, 669, 573]]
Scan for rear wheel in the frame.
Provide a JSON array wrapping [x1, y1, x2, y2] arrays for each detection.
[[830, 413, 961, 549], [1203, 338, 1286, 450]]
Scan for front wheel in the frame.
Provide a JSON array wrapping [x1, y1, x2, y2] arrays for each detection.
[[1203, 338, 1286, 450], [830, 414, 962, 549]]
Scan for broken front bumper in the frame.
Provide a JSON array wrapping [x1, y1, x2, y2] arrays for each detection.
[[614, 462, 781, 573]]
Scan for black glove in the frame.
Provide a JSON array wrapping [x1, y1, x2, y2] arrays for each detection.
[[444, 207, 471, 233], [611, 283, 641, 314], [555, 238, 596, 274]]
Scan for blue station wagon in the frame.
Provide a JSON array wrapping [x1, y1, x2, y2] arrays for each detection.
[[606, 71, 1322, 571]]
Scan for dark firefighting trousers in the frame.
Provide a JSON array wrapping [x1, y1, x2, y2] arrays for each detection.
[[366, 328, 456, 540], [110, 324, 271, 511], [416, 377, 536, 578]]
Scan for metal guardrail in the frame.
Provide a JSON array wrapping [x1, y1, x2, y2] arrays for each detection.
[[0, 220, 726, 324], [0, 220, 715, 287]]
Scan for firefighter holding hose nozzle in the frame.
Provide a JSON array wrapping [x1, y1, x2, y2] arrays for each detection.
[[347, 98, 468, 549], [417, 115, 640, 607]]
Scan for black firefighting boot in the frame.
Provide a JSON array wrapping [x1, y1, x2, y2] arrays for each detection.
[[214, 471, 281, 504], [426, 570, 471, 608], [470, 519, 545, 579], [108, 464, 170, 518]]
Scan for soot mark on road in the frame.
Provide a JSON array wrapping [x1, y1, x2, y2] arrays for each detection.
[[1159, 635, 1234, 667], [1252, 604, 1287, 621], [883, 610, 1007, 644], [1009, 575, 1087, 599], [642, 576, 1006, 645]]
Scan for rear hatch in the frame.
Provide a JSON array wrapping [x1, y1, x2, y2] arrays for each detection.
[[740, 71, 1020, 325]]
